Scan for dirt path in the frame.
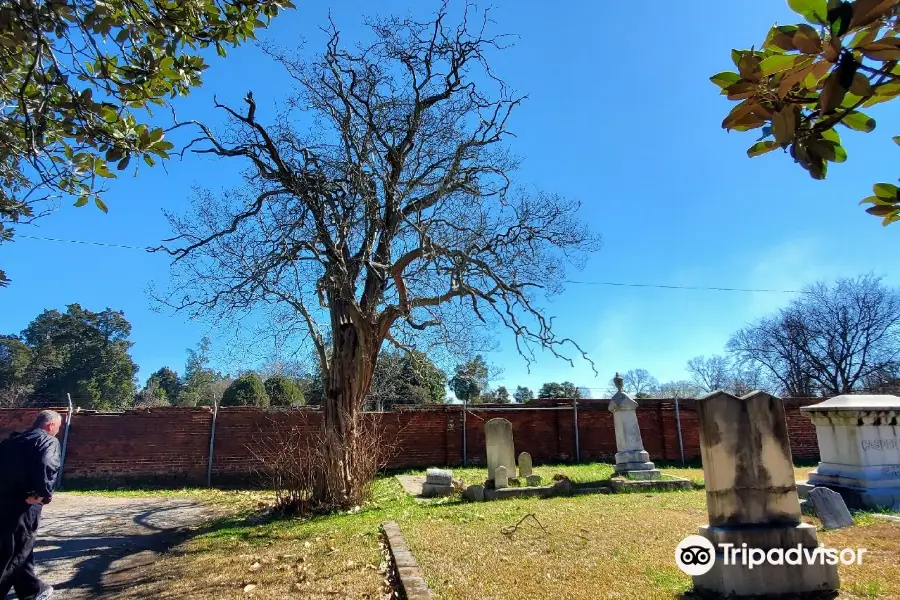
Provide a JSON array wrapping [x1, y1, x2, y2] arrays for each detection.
[[15, 493, 218, 600]]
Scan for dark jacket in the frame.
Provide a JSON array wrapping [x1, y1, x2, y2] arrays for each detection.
[[0, 428, 61, 523]]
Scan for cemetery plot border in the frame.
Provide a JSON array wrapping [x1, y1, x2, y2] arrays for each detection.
[[381, 521, 435, 600]]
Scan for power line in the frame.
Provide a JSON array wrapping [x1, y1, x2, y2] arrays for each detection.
[[565, 280, 803, 294], [13, 234, 805, 294], [16, 234, 151, 251]]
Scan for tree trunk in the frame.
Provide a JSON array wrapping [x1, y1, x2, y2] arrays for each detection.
[[316, 307, 378, 508]]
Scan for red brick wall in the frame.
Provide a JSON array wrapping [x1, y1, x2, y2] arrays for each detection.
[[0, 398, 825, 485]]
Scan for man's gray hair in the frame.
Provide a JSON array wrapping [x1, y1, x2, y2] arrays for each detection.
[[33, 410, 62, 428]]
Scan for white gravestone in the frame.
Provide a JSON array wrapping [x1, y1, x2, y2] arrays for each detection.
[[801, 395, 900, 510], [608, 373, 659, 478], [495, 465, 509, 489], [485, 418, 516, 482]]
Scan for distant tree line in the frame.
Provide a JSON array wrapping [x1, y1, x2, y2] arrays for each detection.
[[4, 275, 896, 408]]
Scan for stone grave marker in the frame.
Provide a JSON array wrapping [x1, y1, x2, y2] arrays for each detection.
[[485, 418, 515, 482], [608, 373, 659, 479], [518, 452, 533, 478], [495, 465, 509, 489], [801, 394, 900, 509], [808, 487, 854, 529], [691, 390, 839, 596]]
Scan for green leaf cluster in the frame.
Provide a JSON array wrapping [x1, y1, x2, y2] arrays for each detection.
[[712, 0, 900, 224], [0, 0, 294, 284]]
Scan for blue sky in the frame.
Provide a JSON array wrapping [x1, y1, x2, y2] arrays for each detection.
[[2, 1, 899, 396]]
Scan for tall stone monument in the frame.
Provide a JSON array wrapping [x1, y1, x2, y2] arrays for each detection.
[[801, 394, 900, 509], [608, 372, 659, 479], [692, 391, 839, 596], [485, 418, 516, 483]]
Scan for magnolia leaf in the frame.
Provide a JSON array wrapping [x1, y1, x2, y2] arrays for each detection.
[[710, 71, 741, 89], [747, 141, 780, 157], [765, 25, 800, 51], [726, 82, 758, 100], [882, 213, 900, 226], [819, 70, 847, 113], [859, 195, 892, 205], [848, 26, 879, 48], [866, 204, 897, 216], [893, 135, 900, 145], [839, 110, 876, 132], [788, 0, 828, 23], [74, 196, 89, 207], [772, 107, 799, 143], [860, 43, 900, 60], [779, 63, 816, 97], [738, 54, 763, 81], [94, 197, 109, 213], [849, 72, 874, 96], [850, 0, 898, 28], [793, 24, 823, 53], [722, 99, 759, 129], [117, 156, 130, 170], [874, 182, 900, 199], [761, 54, 811, 76], [822, 128, 842, 144]]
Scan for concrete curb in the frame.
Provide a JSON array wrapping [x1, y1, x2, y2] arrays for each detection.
[[381, 521, 434, 600]]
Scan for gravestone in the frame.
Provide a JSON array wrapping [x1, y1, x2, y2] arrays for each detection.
[[518, 452, 533, 478], [525, 474, 542, 487], [691, 391, 839, 597], [421, 468, 455, 497], [801, 395, 900, 510], [495, 465, 509, 489], [463, 484, 485, 502], [808, 487, 854, 529], [485, 418, 516, 482], [608, 373, 659, 478]]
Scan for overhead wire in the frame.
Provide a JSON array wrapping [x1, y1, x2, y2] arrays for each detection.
[[13, 234, 806, 294]]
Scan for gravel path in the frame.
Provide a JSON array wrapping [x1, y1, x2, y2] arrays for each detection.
[[8, 494, 218, 600]]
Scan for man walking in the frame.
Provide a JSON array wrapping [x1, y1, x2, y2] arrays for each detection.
[[0, 410, 62, 600]]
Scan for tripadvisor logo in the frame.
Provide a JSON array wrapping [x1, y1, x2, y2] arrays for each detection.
[[675, 535, 867, 576]]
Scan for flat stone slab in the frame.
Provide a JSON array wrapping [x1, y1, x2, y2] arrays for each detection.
[[796, 481, 814, 499], [396, 475, 427, 496]]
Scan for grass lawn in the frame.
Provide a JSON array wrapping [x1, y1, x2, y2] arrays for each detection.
[[74, 462, 899, 599]]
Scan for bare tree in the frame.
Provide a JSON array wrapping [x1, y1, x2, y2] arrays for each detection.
[[156, 5, 597, 507], [728, 275, 900, 396], [657, 380, 700, 399], [686, 355, 731, 393], [616, 369, 658, 398]]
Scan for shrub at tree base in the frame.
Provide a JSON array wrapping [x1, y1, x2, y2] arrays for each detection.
[[250, 415, 396, 515]]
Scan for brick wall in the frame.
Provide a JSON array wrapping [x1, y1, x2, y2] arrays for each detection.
[[0, 397, 824, 485]]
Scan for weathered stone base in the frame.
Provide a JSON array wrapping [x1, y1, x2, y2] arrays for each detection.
[[623, 469, 661, 480], [614, 461, 657, 475], [610, 475, 691, 493], [421, 482, 455, 497], [805, 480, 900, 510], [693, 523, 839, 597]]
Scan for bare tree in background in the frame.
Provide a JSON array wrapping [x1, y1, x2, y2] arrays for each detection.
[[156, 5, 597, 508], [728, 275, 900, 396], [686, 354, 766, 396], [618, 368, 659, 398], [686, 355, 731, 392], [657, 380, 700, 399]]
